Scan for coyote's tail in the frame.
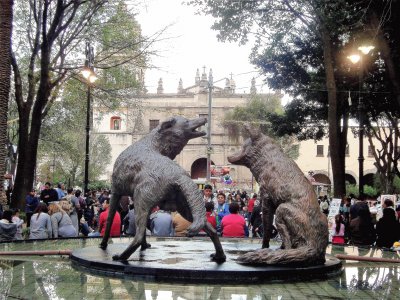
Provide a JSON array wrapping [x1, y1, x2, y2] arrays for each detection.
[[177, 177, 205, 235], [238, 247, 326, 266]]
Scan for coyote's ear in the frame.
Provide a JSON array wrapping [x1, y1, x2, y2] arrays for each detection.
[[159, 118, 177, 131], [244, 123, 262, 141]]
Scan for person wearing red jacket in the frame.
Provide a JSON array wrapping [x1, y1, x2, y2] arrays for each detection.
[[221, 202, 248, 237], [99, 198, 121, 237]]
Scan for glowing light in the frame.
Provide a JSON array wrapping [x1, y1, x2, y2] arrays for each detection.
[[358, 45, 375, 55], [347, 54, 361, 64]]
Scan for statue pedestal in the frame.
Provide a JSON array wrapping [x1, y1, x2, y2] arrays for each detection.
[[71, 237, 342, 283]]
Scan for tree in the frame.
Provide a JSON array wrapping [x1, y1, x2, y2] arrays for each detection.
[[187, 0, 361, 197], [38, 79, 112, 188], [223, 93, 300, 159], [36, 2, 145, 189], [10, 1, 153, 208], [0, 0, 13, 205]]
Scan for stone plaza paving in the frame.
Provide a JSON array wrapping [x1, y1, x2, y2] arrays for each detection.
[[0, 236, 399, 299]]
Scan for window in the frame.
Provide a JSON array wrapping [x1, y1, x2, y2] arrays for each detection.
[[110, 116, 121, 130], [149, 119, 160, 131], [368, 145, 374, 157], [316, 145, 324, 157], [345, 144, 349, 156]]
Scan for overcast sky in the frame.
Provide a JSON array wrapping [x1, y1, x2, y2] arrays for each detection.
[[134, 0, 268, 94]]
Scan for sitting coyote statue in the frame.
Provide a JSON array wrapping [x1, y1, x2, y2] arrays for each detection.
[[228, 125, 328, 266], [100, 116, 226, 263]]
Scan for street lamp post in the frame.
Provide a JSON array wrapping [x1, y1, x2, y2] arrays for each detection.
[[82, 41, 97, 193], [206, 68, 213, 183], [347, 45, 374, 197]]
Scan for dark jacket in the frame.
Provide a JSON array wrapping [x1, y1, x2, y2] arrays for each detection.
[[25, 195, 39, 213], [376, 208, 400, 248], [40, 188, 58, 205]]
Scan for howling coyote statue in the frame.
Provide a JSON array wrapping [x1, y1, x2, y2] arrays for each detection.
[[100, 116, 226, 263], [228, 125, 328, 266]]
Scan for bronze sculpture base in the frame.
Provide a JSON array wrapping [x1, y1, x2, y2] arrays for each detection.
[[71, 237, 342, 283]]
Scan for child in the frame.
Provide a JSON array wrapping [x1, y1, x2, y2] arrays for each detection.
[[12, 209, 24, 240], [332, 214, 345, 244]]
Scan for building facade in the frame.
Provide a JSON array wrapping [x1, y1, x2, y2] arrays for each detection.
[[93, 69, 377, 193]]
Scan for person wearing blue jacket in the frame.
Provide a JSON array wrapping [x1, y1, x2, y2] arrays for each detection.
[[216, 193, 230, 233]]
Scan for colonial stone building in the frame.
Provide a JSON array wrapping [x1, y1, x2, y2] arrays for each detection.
[[93, 68, 377, 193]]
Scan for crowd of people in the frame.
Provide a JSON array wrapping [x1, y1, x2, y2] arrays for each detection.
[[323, 194, 400, 249], [1, 182, 399, 251]]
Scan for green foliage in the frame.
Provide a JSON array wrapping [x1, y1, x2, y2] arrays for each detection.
[[89, 180, 111, 191], [35, 1, 148, 188], [223, 94, 299, 159], [346, 184, 378, 198]]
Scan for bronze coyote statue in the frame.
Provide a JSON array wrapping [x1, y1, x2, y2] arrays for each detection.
[[100, 116, 226, 263], [228, 125, 328, 266]]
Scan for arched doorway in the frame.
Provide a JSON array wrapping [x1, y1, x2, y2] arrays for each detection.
[[345, 174, 356, 185], [191, 158, 215, 179], [363, 173, 375, 187], [312, 173, 331, 185]]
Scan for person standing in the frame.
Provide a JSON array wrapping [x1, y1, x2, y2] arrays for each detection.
[[40, 182, 58, 205], [247, 193, 257, 224], [29, 203, 52, 239], [25, 189, 39, 227], [203, 184, 217, 208], [250, 200, 263, 237], [216, 193, 230, 232], [55, 182, 66, 200]]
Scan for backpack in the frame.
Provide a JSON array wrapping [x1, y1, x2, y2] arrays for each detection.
[[78, 196, 86, 210]]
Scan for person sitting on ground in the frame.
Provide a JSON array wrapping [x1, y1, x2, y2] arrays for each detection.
[[11, 209, 24, 240], [0, 210, 18, 242], [349, 206, 376, 246], [29, 203, 52, 239], [205, 201, 217, 229], [123, 204, 136, 236], [376, 208, 400, 248], [349, 194, 369, 221], [59, 197, 79, 236], [89, 198, 121, 237], [331, 214, 345, 244], [149, 205, 174, 237], [377, 198, 396, 221], [172, 210, 192, 237], [221, 202, 248, 237], [48, 203, 77, 238]]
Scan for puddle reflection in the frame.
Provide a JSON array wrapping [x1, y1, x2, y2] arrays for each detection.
[[0, 239, 399, 299]]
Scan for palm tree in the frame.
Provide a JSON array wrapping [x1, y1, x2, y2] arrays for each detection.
[[0, 0, 14, 206]]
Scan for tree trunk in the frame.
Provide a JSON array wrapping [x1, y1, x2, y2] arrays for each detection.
[[0, 0, 14, 206], [320, 26, 346, 198]]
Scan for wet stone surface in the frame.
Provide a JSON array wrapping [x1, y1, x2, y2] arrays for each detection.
[[71, 237, 342, 283]]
